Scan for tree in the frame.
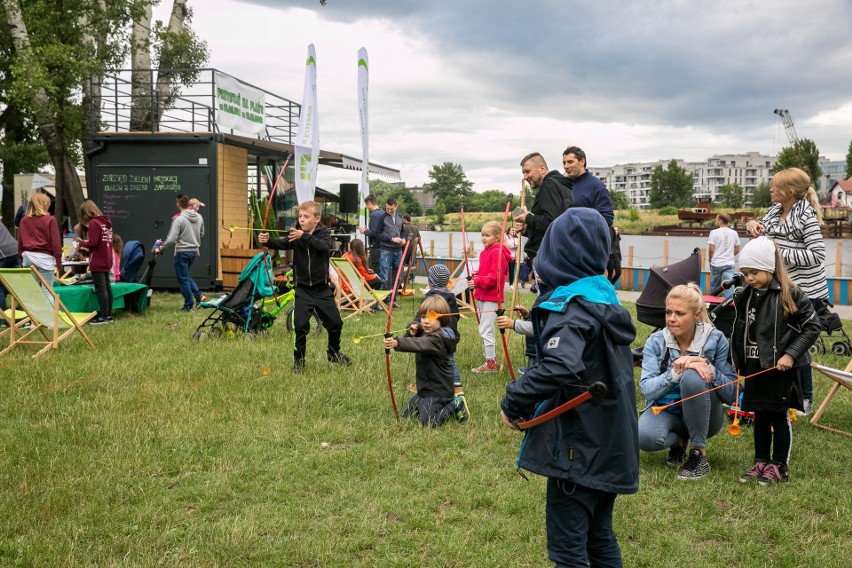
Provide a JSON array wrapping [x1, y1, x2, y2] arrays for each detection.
[[129, 1, 209, 131], [609, 188, 629, 210], [648, 160, 695, 209], [845, 138, 852, 180], [425, 162, 473, 213], [772, 138, 823, 189], [750, 181, 771, 208], [717, 183, 744, 209]]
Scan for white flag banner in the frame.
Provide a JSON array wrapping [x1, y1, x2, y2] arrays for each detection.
[[295, 44, 319, 204], [30, 173, 54, 190], [213, 71, 266, 136], [356, 48, 369, 237]]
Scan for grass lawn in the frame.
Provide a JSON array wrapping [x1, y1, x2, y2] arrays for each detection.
[[1, 288, 850, 566]]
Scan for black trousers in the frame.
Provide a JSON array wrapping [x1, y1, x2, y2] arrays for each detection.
[[546, 480, 623, 568], [368, 247, 381, 279], [91, 271, 113, 318], [293, 285, 342, 361], [753, 410, 792, 464]]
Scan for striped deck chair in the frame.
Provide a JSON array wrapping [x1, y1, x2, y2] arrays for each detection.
[[330, 257, 392, 319], [0, 267, 96, 358]]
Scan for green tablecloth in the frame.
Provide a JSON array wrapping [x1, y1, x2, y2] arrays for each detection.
[[53, 282, 149, 314]]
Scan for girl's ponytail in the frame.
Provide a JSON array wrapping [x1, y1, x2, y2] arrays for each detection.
[[774, 250, 799, 316]]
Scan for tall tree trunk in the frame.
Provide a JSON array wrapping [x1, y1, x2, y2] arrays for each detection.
[[80, 0, 106, 191], [129, 1, 153, 131], [2, 0, 85, 225], [151, 0, 189, 129]]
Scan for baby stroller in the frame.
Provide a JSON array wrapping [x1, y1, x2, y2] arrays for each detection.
[[193, 251, 282, 341], [809, 298, 852, 356]]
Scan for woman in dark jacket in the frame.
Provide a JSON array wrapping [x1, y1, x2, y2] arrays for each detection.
[[501, 208, 638, 568]]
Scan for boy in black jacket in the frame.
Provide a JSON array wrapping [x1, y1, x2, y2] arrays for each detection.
[[384, 295, 463, 427], [259, 201, 351, 372]]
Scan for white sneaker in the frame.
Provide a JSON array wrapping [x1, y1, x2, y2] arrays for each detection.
[[796, 399, 813, 417]]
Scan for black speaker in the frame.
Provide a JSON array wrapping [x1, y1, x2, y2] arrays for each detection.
[[339, 183, 359, 214]]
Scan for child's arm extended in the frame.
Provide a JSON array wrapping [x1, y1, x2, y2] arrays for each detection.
[[501, 320, 588, 419], [394, 333, 445, 355]]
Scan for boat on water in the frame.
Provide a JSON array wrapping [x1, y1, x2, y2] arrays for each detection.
[[677, 200, 752, 223]]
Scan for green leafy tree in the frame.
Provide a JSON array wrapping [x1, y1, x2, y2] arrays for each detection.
[[845, 138, 852, 180], [467, 189, 512, 212], [609, 189, 629, 210], [717, 183, 745, 209], [425, 162, 473, 213], [772, 139, 823, 188], [649, 160, 695, 209], [750, 181, 771, 208]]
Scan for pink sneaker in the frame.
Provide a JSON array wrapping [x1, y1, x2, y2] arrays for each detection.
[[471, 360, 497, 373]]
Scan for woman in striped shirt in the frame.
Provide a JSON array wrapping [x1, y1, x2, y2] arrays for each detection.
[[746, 167, 826, 414]]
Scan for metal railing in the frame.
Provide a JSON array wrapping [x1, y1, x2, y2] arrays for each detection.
[[91, 68, 300, 143]]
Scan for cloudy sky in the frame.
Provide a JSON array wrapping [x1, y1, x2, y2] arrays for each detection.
[[162, 0, 852, 192]]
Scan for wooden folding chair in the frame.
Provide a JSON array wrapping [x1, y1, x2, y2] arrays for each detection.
[[330, 258, 393, 319], [448, 259, 479, 316], [0, 267, 96, 358], [811, 362, 852, 438]]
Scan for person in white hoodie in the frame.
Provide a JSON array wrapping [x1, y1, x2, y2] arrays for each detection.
[[155, 194, 205, 311]]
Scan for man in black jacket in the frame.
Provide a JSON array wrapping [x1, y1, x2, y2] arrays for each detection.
[[259, 201, 351, 372], [513, 152, 574, 263]]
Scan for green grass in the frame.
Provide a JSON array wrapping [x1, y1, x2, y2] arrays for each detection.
[[1, 289, 850, 566]]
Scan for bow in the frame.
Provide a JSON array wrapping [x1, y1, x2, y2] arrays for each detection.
[[384, 237, 413, 421], [263, 154, 291, 230], [516, 382, 607, 429], [497, 194, 516, 380], [650, 365, 780, 415], [459, 203, 480, 324]]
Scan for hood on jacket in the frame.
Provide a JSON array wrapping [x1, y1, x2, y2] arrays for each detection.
[[543, 170, 574, 195], [181, 210, 201, 223], [536, 207, 610, 288], [92, 215, 112, 230], [663, 321, 715, 353]]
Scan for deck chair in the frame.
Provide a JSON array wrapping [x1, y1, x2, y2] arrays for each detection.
[[0, 267, 96, 358], [811, 362, 852, 438], [448, 259, 479, 316], [330, 257, 392, 319]]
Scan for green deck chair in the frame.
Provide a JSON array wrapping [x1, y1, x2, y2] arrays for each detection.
[[0, 267, 96, 358], [330, 257, 392, 319]]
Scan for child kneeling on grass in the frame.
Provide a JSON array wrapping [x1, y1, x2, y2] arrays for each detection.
[[732, 236, 820, 486], [383, 295, 465, 426]]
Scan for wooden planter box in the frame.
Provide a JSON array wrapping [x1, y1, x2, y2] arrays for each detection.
[[219, 248, 264, 290]]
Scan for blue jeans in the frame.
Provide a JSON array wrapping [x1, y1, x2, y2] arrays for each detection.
[[710, 264, 735, 298], [0, 254, 22, 309], [638, 370, 725, 451], [174, 251, 201, 310], [546, 479, 623, 567], [379, 248, 402, 290]]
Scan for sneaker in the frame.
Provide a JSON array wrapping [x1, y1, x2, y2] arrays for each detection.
[[758, 461, 789, 486], [328, 351, 353, 366], [294, 359, 305, 373], [739, 459, 767, 483], [90, 316, 111, 325], [180, 307, 193, 312], [471, 360, 497, 373], [796, 399, 813, 417], [666, 444, 687, 468], [454, 395, 470, 423], [677, 449, 710, 480]]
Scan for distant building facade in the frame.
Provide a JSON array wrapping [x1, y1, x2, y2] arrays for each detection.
[[410, 185, 437, 211]]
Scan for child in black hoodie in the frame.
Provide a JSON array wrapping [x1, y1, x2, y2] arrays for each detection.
[[384, 295, 462, 426]]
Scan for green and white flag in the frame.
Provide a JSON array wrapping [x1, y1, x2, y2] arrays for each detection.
[[295, 44, 319, 204], [357, 48, 369, 204]]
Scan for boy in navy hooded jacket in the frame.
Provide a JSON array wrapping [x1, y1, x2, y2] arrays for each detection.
[[500, 208, 639, 568]]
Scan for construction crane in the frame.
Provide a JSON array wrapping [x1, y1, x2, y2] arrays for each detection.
[[773, 108, 801, 146]]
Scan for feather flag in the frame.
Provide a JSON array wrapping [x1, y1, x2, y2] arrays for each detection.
[[295, 44, 319, 204], [357, 48, 369, 233]]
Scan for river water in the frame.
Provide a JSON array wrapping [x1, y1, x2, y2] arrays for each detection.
[[413, 231, 852, 277]]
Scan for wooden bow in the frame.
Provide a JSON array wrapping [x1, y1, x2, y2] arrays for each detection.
[[384, 238, 413, 421], [516, 382, 607, 429], [459, 203, 479, 323]]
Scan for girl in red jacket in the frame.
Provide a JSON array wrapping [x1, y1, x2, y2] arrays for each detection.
[[77, 200, 114, 324], [468, 221, 512, 373]]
